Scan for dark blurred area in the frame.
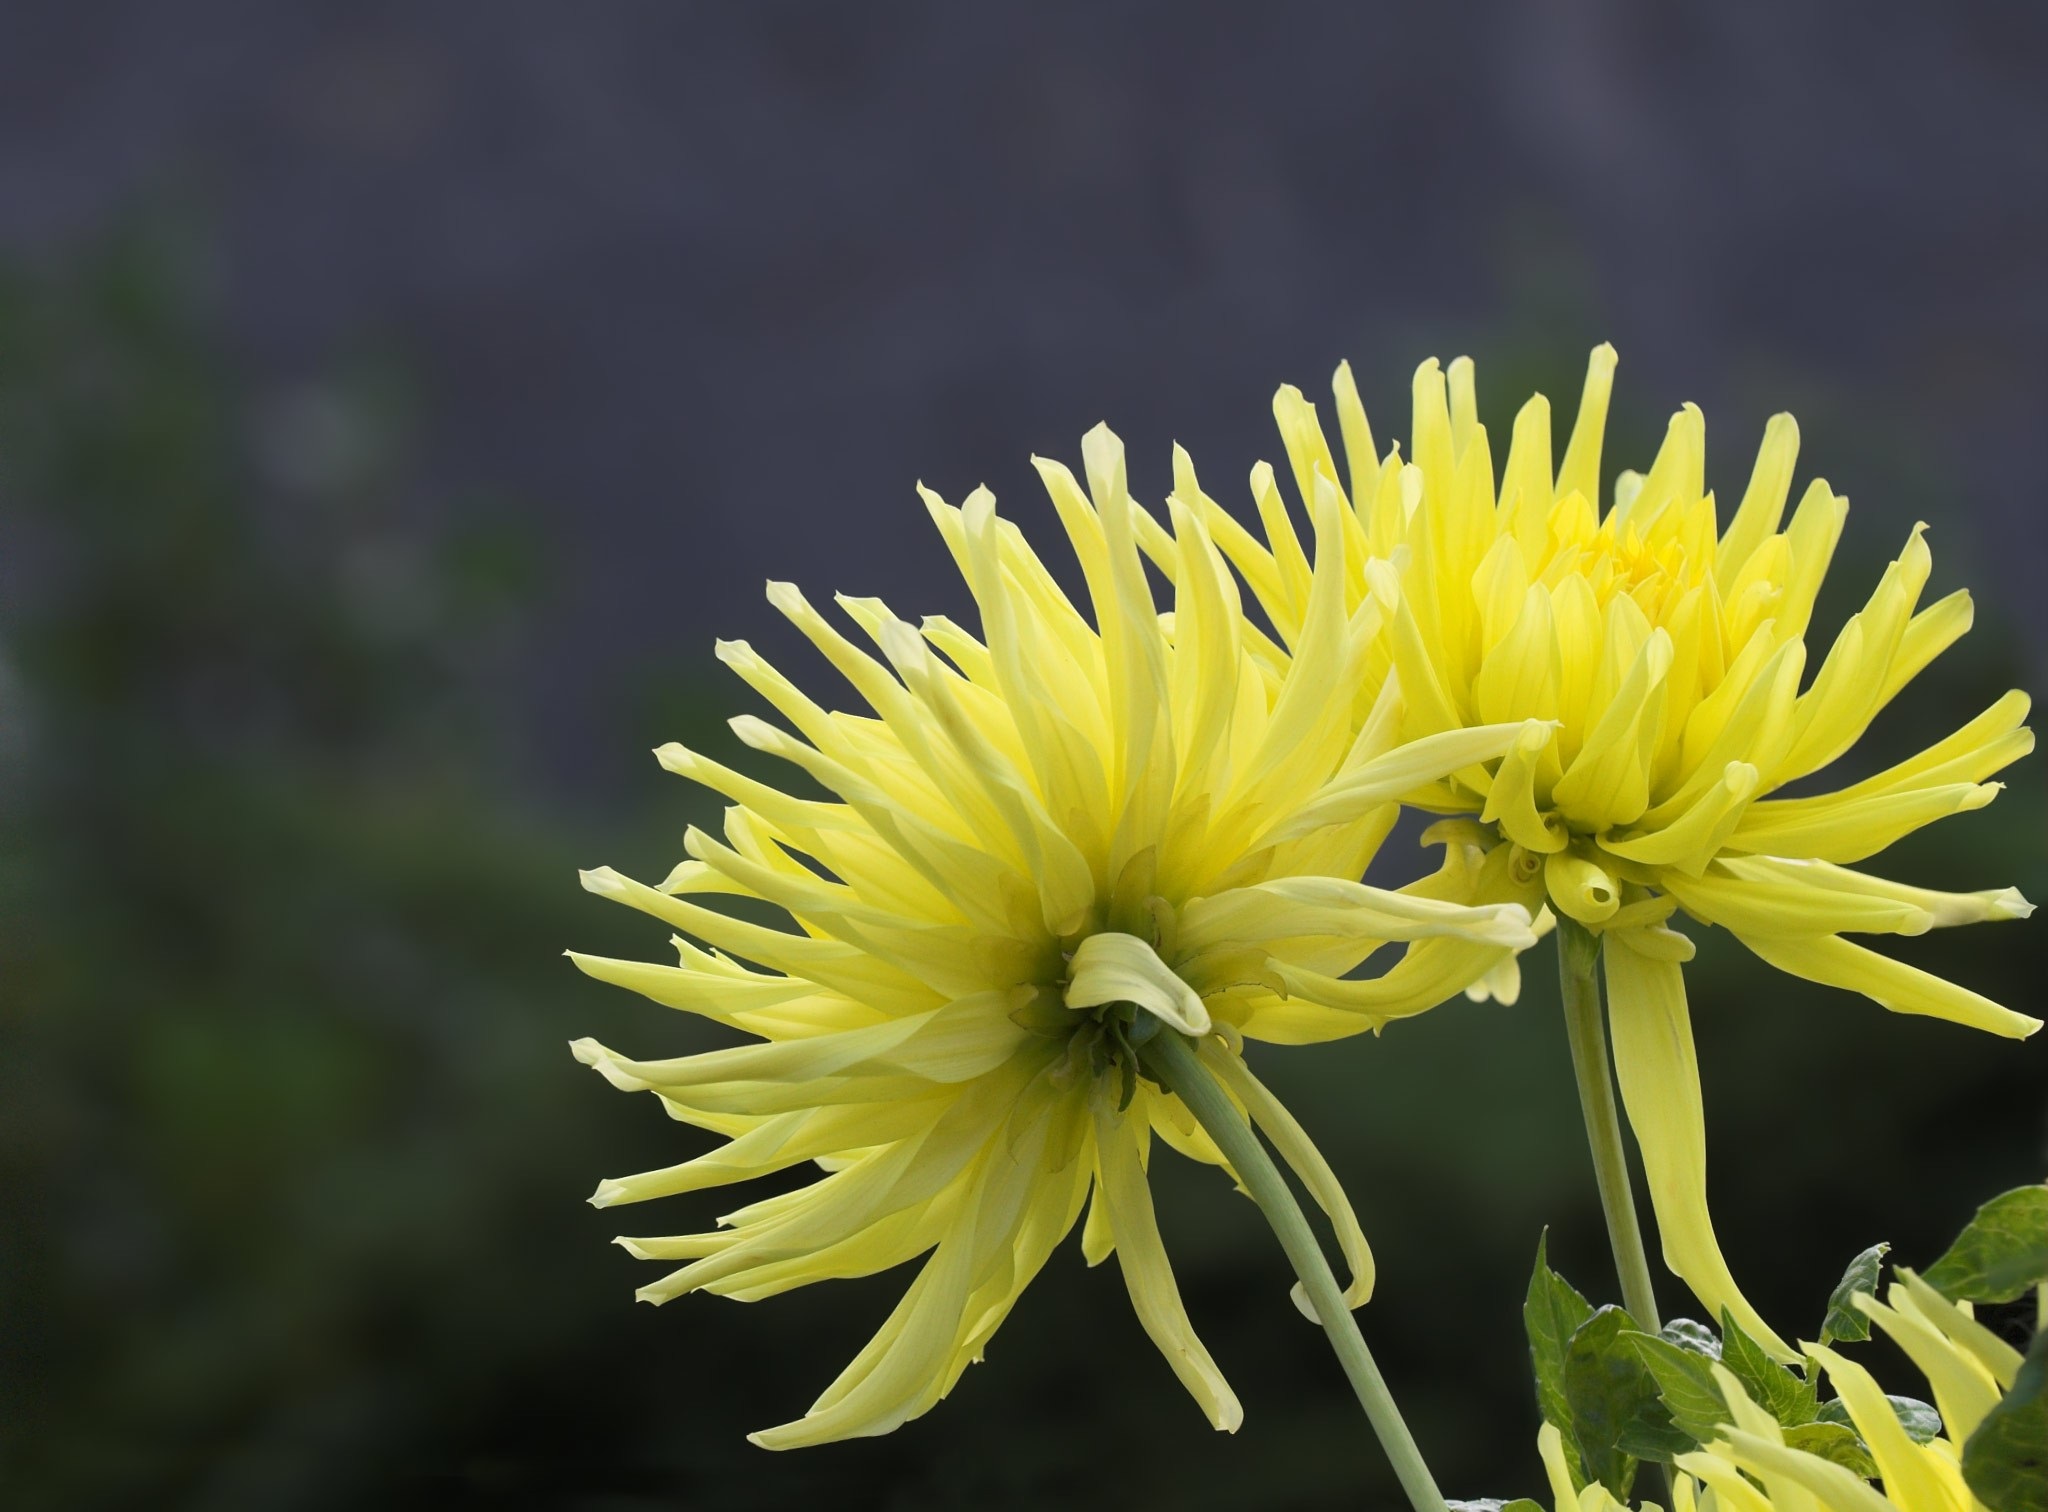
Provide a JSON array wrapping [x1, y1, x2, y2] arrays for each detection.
[[0, 4, 2043, 1509]]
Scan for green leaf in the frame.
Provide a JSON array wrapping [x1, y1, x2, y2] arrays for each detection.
[[1924, 1186, 2048, 1305], [1659, 1317, 1722, 1359], [1525, 1231, 1595, 1488], [1720, 1307, 1819, 1426], [1963, 1325, 2048, 1512], [1615, 1409, 1696, 1464], [1625, 1329, 1729, 1444], [1818, 1241, 1891, 1346], [1783, 1421, 1879, 1478], [1448, 1501, 1545, 1512], [1816, 1394, 1943, 1444], [1564, 1306, 1661, 1497]]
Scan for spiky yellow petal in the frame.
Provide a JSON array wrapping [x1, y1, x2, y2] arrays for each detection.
[[572, 420, 1542, 1446], [1219, 344, 2037, 1343]]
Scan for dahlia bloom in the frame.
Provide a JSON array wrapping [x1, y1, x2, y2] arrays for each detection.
[[570, 425, 1540, 1447], [1531, 1270, 2025, 1512], [1192, 346, 2036, 1353]]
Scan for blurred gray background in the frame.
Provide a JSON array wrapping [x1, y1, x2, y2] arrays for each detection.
[[0, 3, 2043, 1509]]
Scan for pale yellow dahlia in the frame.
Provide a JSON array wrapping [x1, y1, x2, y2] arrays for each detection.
[[1175, 346, 2037, 1354], [1531, 1270, 2027, 1512], [569, 426, 1542, 1447]]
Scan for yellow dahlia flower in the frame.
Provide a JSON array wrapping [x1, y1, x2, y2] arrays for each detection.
[[1181, 345, 2037, 1354], [1530, 1270, 2026, 1512], [569, 425, 1542, 1447]]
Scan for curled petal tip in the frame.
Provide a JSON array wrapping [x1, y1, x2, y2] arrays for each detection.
[[1992, 887, 2034, 920], [578, 866, 625, 896]]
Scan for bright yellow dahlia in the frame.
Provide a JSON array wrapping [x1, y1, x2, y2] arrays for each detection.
[[1531, 1270, 2026, 1512], [569, 425, 1543, 1447], [1174, 346, 2037, 1354]]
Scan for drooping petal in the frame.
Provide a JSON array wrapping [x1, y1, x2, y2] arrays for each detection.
[[1200, 1040, 1375, 1313], [1602, 933, 1794, 1358], [1092, 1099, 1243, 1431]]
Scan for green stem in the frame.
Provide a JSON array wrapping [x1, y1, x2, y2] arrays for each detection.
[[1141, 1030, 1448, 1512], [1555, 917, 1663, 1335]]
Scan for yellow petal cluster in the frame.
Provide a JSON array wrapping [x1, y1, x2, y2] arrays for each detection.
[[570, 425, 1541, 1447], [1532, 1269, 2021, 1511], [1198, 346, 2037, 1354]]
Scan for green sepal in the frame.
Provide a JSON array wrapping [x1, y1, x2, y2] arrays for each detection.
[[1818, 1241, 1891, 1346], [1962, 1324, 2048, 1512], [1924, 1185, 2048, 1305], [1783, 1421, 1879, 1478], [1720, 1305, 1818, 1426], [1816, 1393, 1942, 1444], [1524, 1231, 1595, 1490]]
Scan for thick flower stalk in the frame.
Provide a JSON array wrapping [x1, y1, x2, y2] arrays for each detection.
[[1531, 1271, 2026, 1511], [1181, 345, 2036, 1353], [569, 424, 1541, 1449]]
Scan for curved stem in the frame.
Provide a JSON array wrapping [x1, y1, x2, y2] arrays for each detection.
[[1141, 1030, 1447, 1512], [1555, 917, 1662, 1334]]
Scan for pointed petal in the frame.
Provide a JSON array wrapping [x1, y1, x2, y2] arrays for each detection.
[[1603, 935, 1795, 1358], [1093, 1101, 1243, 1431]]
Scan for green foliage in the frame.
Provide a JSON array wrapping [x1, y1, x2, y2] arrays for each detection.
[[1621, 1330, 1727, 1444], [1657, 1318, 1721, 1359], [1523, 1232, 1595, 1488], [1781, 1422, 1877, 1477], [1523, 1235, 2008, 1494], [1564, 1307, 1681, 1493], [1818, 1242, 1890, 1346], [1963, 1324, 2048, 1512], [1718, 1307, 1818, 1427], [1523, 1246, 1691, 1497], [1924, 1187, 2048, 1305], [1814, 1393, 1943, 1445]]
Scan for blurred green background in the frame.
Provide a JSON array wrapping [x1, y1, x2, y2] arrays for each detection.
[[0, 219, 2039, 1511], [3, 7, 2047, 1507]]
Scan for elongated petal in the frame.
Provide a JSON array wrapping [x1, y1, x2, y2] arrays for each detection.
[[1708, 1428, 1898, 1512], [1200, 1040, 1375, 1312], [1855, 1289, 2002, 1443], [1725, 782, 2003, 863], [1892, 1268, 2023, 1388], [1805, 1342, 1959, 1509], [1092, 1100, 1243, 1431], [1265, 720, 1546, 843], [1603, 934, 1794, 1358], [1717, 856, 2032, 930], [1733, 930, 2041, 1038], [1179, 874, 1537, 954], [1660, 865, 1932, 938]]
